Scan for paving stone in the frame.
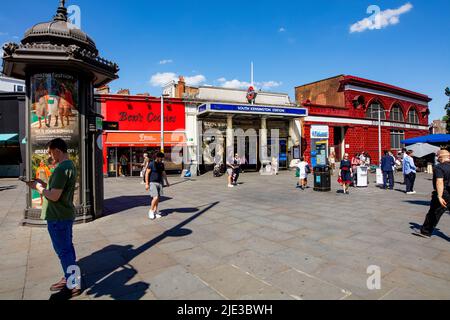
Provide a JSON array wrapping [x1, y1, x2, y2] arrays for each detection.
[[266, 269, 348, 300], [198, 265, 286, 300], [143, 265, 210, 300]]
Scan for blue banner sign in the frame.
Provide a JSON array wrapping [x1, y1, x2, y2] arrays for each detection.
[[198, 103, 307, 117]]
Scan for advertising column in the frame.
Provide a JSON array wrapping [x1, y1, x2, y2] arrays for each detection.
[[29, 72, 81, 210]]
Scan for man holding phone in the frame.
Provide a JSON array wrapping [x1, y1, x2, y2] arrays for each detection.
[[25, 138, 81, 298], [145, 152, 170, 220]]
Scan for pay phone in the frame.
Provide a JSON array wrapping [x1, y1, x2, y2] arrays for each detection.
[[311, 140, 328, 168]]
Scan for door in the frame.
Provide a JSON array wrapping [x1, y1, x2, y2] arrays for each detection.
[[107, 147, 118, 177], [279, 139, 288, 169]]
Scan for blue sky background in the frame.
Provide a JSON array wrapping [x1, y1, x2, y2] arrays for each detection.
[[1, 0, 449, 120]]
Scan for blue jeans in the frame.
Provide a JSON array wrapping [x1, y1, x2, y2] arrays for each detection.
[[47, 220, 77, 280], [383, 171, 394, 189]]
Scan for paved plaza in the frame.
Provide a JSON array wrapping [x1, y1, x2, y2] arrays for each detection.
[[0, 170, 449, 300]]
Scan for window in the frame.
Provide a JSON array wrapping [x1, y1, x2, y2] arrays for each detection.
[[390, 105, 404, 122], [16, 85, 24, 92], [366, 102, 386, 120], [391, 130, 405, 149], [408, 109, 419, 124]]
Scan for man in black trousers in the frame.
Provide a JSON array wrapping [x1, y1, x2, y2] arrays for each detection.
[[414, 150, 450, 238]]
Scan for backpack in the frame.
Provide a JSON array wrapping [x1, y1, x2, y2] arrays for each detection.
[[306, 164, 311, 174]]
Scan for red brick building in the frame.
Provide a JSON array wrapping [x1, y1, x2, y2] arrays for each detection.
[[296, 75, 431, 166]]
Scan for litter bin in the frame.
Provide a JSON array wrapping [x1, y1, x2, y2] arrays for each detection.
[[313, 165, 331, 192], [357, 166, 368, 187]]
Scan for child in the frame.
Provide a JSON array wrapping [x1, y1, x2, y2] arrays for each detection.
[[297, 157, 310, 190]]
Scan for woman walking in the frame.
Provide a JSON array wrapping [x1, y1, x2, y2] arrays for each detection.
[[339, 153, 353, 194]]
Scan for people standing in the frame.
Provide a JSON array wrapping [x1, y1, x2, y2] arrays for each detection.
[[403, 150, 417, 195], [329, 152, 336, 175], [226, 156, 236, 188], [381, 151, 395, 190], [26, 138, 81, 297], [232, 153, 242, 186], [414, 150, 450, 238], [351, 153, 360, 186], [140, 153, 150, 185], [297, 157, 310, 190], [119, 154, 129, 177], [340, 153, 353, 194], [145, 152, 170, 220]]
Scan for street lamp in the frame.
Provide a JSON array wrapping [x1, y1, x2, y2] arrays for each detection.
[[161, 94, 170, 153], [372, 104, 389, 163]]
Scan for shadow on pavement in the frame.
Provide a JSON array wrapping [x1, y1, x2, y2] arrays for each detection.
[[50, 201, 220, 300], [409, 222, 450, 242], [103, 195, 172, 217], [404, 200, 431, 206], [0, 185, 17, 192], [160, 207, 198, 218]]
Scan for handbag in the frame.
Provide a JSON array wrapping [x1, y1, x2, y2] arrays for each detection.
[[295, 168, 300, 178]]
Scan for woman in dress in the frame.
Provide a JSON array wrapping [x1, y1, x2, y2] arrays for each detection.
[[35, 84, 48, 129], [328, 152, 336, 175], [339, 153, 353, 194], [58, 83, 74, 128]]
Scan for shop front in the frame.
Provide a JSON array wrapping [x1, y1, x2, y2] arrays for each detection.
[[196, 103, 307, 173], [97, 94, 186, 177]]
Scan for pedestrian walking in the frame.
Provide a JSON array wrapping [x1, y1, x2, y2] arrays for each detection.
[[381, 150, 395, 190], [403, 150, 417, 194], [414, 150, 450, 238], [25, 138, 81, 297], [145, 152, 170, 220], [140, 153, 150, 185], [339, 153, 353, 194], [232, 153, 242, 186], [329, 152, 336, 175], [296, 157, 310, 190]]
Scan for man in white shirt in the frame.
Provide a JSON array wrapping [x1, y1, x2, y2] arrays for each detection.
[[297, 157, 310, 190]]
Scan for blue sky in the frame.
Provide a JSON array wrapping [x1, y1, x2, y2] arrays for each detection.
[[1, 0, 449, 120]]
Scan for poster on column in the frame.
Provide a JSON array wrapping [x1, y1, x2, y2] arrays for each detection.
[[29, 73, 81, 209]]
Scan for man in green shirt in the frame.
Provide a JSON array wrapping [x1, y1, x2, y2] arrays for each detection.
[[27, 138, 81, 298]]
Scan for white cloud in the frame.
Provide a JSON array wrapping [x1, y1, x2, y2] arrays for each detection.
[[217, 78, 282, 90], [259, 81, 282, 89], [350, 3, 413, 33], [150, 72, 178, 87], [149, 72, 206, 87], [279, 27, 286, 33], [220, 79, 252, 89], [185, 75, 206, 86], [159, 59, 173, 65]]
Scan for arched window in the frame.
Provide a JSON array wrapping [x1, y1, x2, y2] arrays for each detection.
[[408, 108, 419, 124], [390, 104, 404, 122], [366, 101, 386, 120]]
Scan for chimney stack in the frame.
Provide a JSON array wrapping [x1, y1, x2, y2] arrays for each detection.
[[117, 89, 130, 95], [177, 76, 185, 98]]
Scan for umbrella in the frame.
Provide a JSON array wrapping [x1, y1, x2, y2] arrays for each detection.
[[407, 143, 440, 158], [401, 134, 450, 145]]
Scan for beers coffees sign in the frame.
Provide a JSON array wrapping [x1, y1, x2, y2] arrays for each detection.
[[104, 100, 185, 132]]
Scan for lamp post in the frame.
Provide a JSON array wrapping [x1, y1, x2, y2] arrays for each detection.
[[373, 104, 389, 164], [161, 94, 170, 153]]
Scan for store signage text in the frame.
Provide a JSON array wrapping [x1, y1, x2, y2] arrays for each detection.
[[119, 112, 177, 124], [311, 126, 329, 139]]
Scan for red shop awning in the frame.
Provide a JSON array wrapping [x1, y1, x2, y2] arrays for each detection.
[[105, 132, 186, 147]]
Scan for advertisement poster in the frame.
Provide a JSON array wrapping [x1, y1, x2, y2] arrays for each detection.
[[30, 73, 81, 209]]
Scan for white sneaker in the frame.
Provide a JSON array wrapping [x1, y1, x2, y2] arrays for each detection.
[[148, 210, 156, 220], [228, 184, 234, 188], [155, 212, 162, 219], [406, 191, 416, 195]]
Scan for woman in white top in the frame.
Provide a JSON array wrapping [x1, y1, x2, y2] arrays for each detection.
[[297, 157, 310, 190]]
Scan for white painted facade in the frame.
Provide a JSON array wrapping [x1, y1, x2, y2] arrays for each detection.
[[0, 75, 25, 93]]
